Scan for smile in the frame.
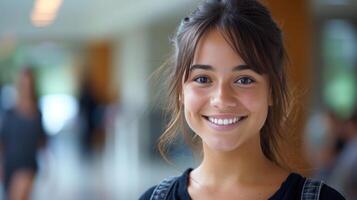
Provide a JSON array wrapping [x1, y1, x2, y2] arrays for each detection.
[[203, 115, 247, 126]]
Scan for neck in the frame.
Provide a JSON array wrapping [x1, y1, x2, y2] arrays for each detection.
[[192, 135, 283, 187], [16, 100, 37, 117]]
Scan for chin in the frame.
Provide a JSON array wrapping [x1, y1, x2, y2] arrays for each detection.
[[204, 138, 241, 152]]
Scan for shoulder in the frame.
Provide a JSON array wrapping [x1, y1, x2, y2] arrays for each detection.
[[138, 168, 192, 200], [139, 186, 156, 200], [320, 183, 346, 200], [2, 108, 15, 118], [278, 173, 345, 199], [139, 176, 180, 200], [301, 175, 345, 200], [0, 109, 14, 129]]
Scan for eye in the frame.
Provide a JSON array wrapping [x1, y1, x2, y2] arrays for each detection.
[[193, 76, 211, 84], [235, 77, 255, 85]]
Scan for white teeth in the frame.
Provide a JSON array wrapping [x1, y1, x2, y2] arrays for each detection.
[[223, 119, 228, 125], [208, 116, 243, 126]]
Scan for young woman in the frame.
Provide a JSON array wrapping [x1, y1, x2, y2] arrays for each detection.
[[0, 68, 47, 200], [140, 0, 345, 199]]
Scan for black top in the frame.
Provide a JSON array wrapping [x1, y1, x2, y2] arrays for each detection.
[[139, 168, 345, 200], [0, 109, 46, 171]]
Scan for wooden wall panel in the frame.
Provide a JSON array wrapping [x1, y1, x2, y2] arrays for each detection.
[[87, 42, 114, 104], [265, 0, 313, 174]]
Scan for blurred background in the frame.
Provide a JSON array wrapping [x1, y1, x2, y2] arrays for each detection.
[[0, 0, 356, 199]]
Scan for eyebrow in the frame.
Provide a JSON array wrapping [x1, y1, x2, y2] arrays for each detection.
[[189, 64, 253, 72]]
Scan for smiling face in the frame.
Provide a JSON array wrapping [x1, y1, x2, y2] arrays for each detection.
[[182, 29, 272, 152]]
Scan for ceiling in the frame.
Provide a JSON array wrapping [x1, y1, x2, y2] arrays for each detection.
[[0, 0, 199, 41], [0, 0, 356, 41]]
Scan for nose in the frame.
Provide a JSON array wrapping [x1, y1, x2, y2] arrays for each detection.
[[210, 82, 237, 109]]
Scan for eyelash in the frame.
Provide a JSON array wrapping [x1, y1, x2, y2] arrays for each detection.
[[193, 76, 255, 85], [193, 76, 211, 84], [235, 77, 255, 85]]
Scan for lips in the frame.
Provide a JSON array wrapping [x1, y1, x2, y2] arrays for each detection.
[[203, 115, 247, 126]]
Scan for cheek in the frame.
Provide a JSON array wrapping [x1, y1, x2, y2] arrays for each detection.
[[183, 86, 209, 131], [239, 88, 269, 120], [236, 95, 268, 134], [183, 86, 208, 112]]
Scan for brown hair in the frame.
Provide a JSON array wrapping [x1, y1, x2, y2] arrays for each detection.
[[158, 0, 291, 168]]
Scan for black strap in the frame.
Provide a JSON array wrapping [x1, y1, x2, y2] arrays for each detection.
[[301, 178, 323, 200], [150, 176, 178, 200]]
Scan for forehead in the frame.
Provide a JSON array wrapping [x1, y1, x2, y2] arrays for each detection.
[[193, 29, 245, 68]]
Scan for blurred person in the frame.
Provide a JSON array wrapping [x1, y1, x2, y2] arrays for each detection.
[[139, 0, 345, 199], [312, 111, 348, 182], [0, 68, 47, 200], [327, 110, 357, 199], [0, 83, 3, 126], [78, 75, 104, 159]]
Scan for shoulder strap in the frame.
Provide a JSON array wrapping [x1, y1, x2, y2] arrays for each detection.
[[150, 176, 178, 200], [301, 178, 324, 200]]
